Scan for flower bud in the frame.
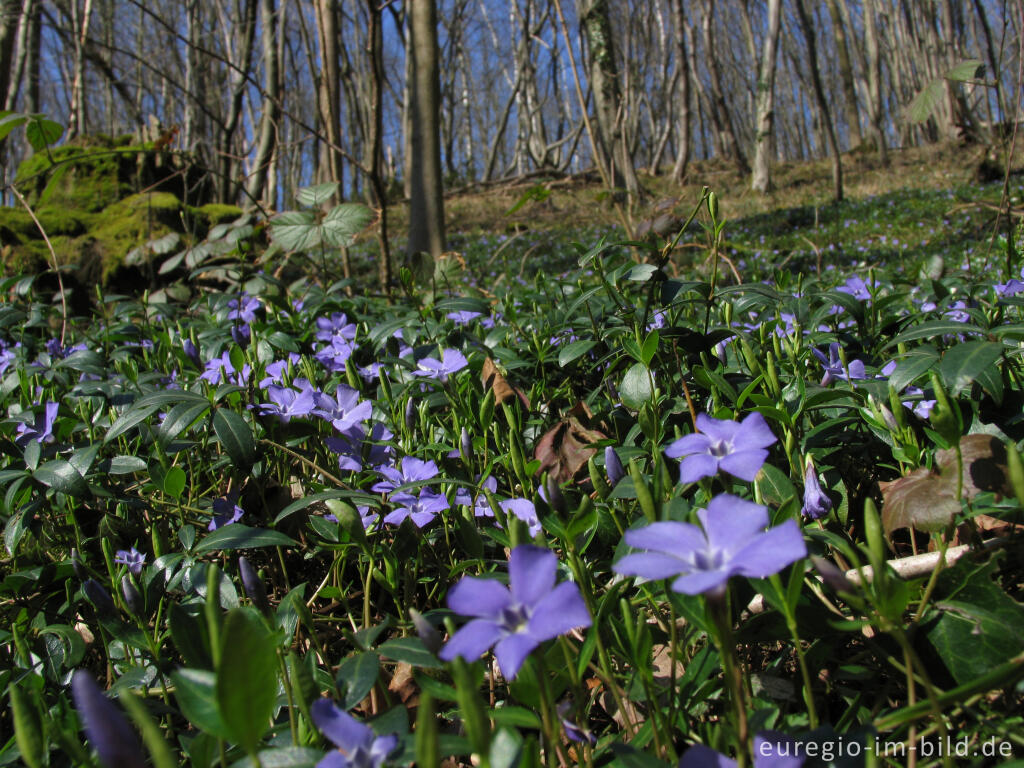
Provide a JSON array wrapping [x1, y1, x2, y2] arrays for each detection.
[[605, 446, 625, 488], [71, 548, 87, 580], [83, 579, 117, 620], [460, 427, 474, 465], [404, 398, 416, 432], [811, 556, 857, 594], [71, 671, 146, 768], [801, 458, 832, 520], [409, 607, 443, 655], [121, 576, 144, 617], [238, 556, 271, 615], [544, 474, 567, 515]]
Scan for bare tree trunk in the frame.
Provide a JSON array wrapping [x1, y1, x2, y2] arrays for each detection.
[[66, 0, 94, 140], [214, 0, 257, 203], [364, 0, 392, 292], [794, 0, 843, 201], [825, 0, 862, 149], [245, 0, 281, 208], [700, 0, 748, 175], [862, 0, 888, 163], [0, 0, 21, 109], [669, 0, 692, 184], [751, 0, 782, 193], [315, 0, 344, 193], [2, 0, 35, 111], [407, 0, 445, 261], [577, 0, 641, 200]]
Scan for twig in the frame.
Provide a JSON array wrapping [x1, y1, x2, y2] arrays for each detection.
[[11, 184, 68, 344]]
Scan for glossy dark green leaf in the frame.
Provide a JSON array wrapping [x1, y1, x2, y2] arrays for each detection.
[[107, 455, 148, 475], [213, 408, 256, 471], [195, 524, 296, 553], [939, 341, 1003, 395], [171, 668, 232, 740], [216, 608, 279, 755], [377, 637, 442, 668], [337, 651, 380, 710], [33, 460, 89, 497], [620, 362, 654, 409], [168, 602, 212, 668], [557, 340, 596, 368], [158, 401, 210, 444]]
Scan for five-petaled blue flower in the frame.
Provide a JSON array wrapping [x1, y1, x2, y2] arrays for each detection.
[[813, 342, 866, 385], [114, 547, 146, 575], [440, 545, 591, 680], [15, 401, 58, 447], [614, 494, 806, 597], [311, 698, 399, 768], [416, 348, 468, 382], [665, 412, 776, 484]]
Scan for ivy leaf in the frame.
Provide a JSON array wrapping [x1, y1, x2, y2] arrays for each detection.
[[923, 553, 1024, 685]]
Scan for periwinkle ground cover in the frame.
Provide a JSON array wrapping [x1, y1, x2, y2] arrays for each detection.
[[2, 183, 1024, 768]]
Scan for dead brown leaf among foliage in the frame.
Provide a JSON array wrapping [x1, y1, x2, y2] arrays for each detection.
[[880, 434, 1011, 535], [481, 357, 529, 408], [535, 402, 607, 484]]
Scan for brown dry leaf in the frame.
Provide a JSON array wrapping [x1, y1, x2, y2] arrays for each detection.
[[535, 407, 607, 484], [880, 434, 1012, 534], [387, 661, 419, 707], [481, 357, 528, 408]]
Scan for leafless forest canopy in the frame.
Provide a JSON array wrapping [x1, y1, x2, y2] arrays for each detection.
[[0, 0, 1018, 209]]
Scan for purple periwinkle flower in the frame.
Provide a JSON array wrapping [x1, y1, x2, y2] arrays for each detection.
[[114, 547, 146, 575], [836, 275, 874, 301], [315, 313, 357, 342], [315, 337, 356, 373], [209, 495, 244, 530], [454, 475, 499, 517], [447, 310, 482, 325], [15, 401, 59, 446], [801, 461, 832, 520], [416, 348, 468, 382], [383, 488, 449, 527], [679, 732, 804, 768], [228, 294, 261, 324], [71, 670, 147, 768], [314, 385, 371, 432], [613, 494, 806, 597], [311, 698, 399, 768], [258, 384, 317, 423], [665, 412, 776, 484], [813, 343, 866, 385], [500, 497, 541, 537], [440, 545, 592, 679], [371, 457, 439, 494]]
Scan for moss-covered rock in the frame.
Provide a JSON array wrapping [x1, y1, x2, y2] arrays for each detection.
[[194, 203, 245, 236], [83, 192, 186, 285]]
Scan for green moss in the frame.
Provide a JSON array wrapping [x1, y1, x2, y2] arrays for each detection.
[[89, 192, 184, 282], [196, 203, 244, 229]]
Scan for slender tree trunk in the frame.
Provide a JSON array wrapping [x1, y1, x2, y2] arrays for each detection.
[[315, 0, 344, 193], [862, 0, 888, 163], [406, 0, 445, 261], [751, 0, 782, 193], [669, 0, 692, 184], [0, 0, 21, 109], [364, 0, 392, 292], [825, 0, 862, 149], [794, 0, 842, 201], [700, 0, 748, 175], [577, 0, 641, 200], [245, 0, 281, 208], [66, 0, 94, 140]]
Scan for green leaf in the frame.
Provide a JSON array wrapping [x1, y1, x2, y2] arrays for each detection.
[[756, 462, 797, 510], [0, 111, 29, 142], [887, 346, 939, 392], [620, 362, 654, 409], [217, 608, 280, 755], [924, 554, 1024, 685], [945, 59, 984, 82], [626, 264, 659, 282], [168, 603, 212, 668], [105, 404, 162, 442], [171, 668, 232, 740], [33, 460, 89, 497], [377, 637, 442, 668], [158, 401, 210, 444], [321, 203, 374, 247], [195, 524, 296, 553], [213, 409, 256, 472], [269, 210, 319, 251], [162, 466, 186, 500], [295, 182, 339, 206], [108, 455, 148, 475], [25, 118, 64, 151], [558, 340, 596, 368], [337, 651, 380, 710], [938, 340, 1003, 395], [908, 77, 946, 123], [885, 320, 985, 348]]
